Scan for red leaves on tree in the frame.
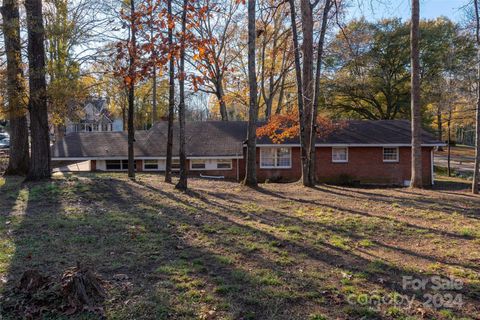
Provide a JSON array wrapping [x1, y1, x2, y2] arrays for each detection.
[[114, 0, 214, 91], [257, 113, 344, 143]]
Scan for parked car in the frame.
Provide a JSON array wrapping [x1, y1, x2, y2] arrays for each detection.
[[0, 132, 8, 140], [0, 138, 10, 149]]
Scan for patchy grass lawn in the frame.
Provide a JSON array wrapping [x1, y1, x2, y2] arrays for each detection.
[[0, 173, 479, 319]]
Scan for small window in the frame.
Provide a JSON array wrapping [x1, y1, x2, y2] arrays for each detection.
[[217, 160, 232, 169], [383, 147, 399, 162], [332, 147, 348, 163], [144, 160, 159, 170], [171, 159, 180, 171], [106, 160, 122, 170], [191, 159, 206, 170], [260, 147, 292, 168]]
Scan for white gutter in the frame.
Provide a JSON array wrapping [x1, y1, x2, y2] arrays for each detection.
[[52, 155, 243, 161], [255, 143, 446, 147]]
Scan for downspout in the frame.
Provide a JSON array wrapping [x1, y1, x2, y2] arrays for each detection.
[[236, 146, 240, 182], [431, 149, 435, 186]]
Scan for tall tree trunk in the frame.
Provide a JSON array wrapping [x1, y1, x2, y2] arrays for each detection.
[[447, 117, 451, 177], [122, 104, 126, 131], [308, 0, 331, 186], [1, 0, 29, 176], [127, 0, 137, 180], [152, 64, 157, 125], [244, 0, 258, 187], [410, 0, 423, 188], [25, 0, 51, 181], [300, 0, 314, 187], [437, 106, 442, 141], [276, 74, 286, 115], [165, 0, 174, 183], [473, 0, 480, 193], [217, 77, 228, 121], [288, 0, 307, 185], [175, 0, 188, 191]]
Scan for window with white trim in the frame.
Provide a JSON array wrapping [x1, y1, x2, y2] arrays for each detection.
[[144, 160, 159, 170], [383, 147, 399, 162], [332, 147, 348, 163], [190, 159, 206, 170], [260, 147, 292, 168], [217, 159, 232, 169]]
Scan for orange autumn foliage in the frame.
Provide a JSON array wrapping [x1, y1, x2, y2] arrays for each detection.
[[257, 113, 343, 143]]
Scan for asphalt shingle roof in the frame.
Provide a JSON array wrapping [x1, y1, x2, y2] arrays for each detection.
[[51, 120, 443, 159]]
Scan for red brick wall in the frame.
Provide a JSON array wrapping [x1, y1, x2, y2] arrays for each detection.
[[237, 146, 433, 186], [235, 147, 301, 182], [118, 146, 434, 186], [315, 147, 432, 186], [254, 147, 302, 182]]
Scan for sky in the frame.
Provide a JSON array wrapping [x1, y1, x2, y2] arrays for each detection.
[[348, 0, 469, 22]]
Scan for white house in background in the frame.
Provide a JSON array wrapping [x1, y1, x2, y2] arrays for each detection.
[[66, 98, 123, 134]]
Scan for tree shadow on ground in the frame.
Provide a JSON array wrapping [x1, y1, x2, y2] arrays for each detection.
[[0, 174, 478, 319]]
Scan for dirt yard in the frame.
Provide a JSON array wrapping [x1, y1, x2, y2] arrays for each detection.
[[0, 173, 479, 319]]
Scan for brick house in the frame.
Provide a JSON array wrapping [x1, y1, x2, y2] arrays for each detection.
[[51, 120, 444, 186]]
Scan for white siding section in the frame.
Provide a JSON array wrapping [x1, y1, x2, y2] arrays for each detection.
[[96, 160, 106, 171], [190, 159, 232, 171]]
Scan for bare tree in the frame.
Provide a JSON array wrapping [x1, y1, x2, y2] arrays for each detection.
[[175, 0, 188, 191], [308, 0, 332, 185], [244, 0, 258, 187], [190, 0, 241, 121], [25, 0, 51, 181], [288, 0, 333, 187], [165, 0, 175, 183], [473, 0, 480, 193], [1, 0, 29, 175], [258, 1, 294, 120], [410, 0, 423, 188], [127, 0, 137, 180], [288, 0, 306, 185]]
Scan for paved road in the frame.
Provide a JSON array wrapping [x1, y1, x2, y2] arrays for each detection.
[[435, 153, 474, 174]]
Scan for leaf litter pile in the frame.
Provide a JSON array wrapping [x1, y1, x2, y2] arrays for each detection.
[[2, 263, 107, 318]]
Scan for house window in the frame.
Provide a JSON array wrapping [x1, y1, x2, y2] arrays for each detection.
[[383, 147, 399, 162], [260, 147, 292, 169], [217, 160, 232, 169], [191, 159, 206, 170], [332, 147, 348, 163], [144, 160, 159, 170], [106, 160, 122, 170], [172, 159, 180, 171], [106, 160, 133, 170]]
